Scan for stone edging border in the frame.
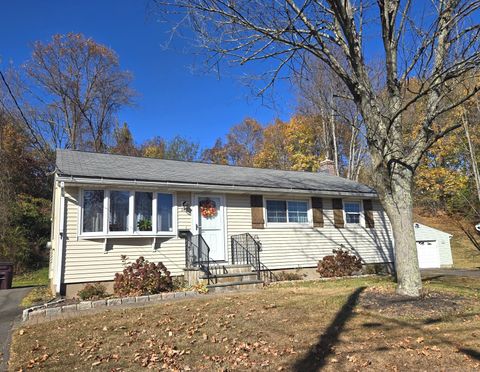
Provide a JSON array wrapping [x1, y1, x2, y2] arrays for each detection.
[[22, 275, 385, 322], [22, 290, 199, 322]]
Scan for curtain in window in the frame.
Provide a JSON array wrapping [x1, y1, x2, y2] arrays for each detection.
[[109, 191, 130, 231], [83, 190, 104, 232]]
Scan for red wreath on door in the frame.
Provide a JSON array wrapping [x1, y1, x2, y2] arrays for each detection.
[[200, 199, 217, 218]]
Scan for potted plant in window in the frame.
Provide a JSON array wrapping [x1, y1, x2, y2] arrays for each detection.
[[137, 218, 152, 231]]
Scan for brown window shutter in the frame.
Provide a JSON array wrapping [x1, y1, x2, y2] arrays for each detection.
[[332, 198, 345, 228], [250, 195, 264, 229], [311, 197, 324, 227], [363, 199, 375, 228]]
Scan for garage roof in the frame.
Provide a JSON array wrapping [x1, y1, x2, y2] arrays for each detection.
[[414, 223, 453, 240]]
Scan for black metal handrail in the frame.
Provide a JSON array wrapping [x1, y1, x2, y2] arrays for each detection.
[[185, 233, 212, 284], [230, 233, 277, 283]]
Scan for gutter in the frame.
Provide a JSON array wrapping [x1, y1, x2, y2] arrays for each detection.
[[56, 175, 378, 198]]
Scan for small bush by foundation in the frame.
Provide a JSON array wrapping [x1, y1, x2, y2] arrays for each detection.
[[317, 249, 362, 277], [275, 270, 305, 281], [114, 256, 173, 297], [77, 283, 107, 301]]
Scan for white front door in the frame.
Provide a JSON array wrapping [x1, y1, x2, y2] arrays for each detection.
[[416, 241, 441, 268], [195, 195, 226, 261]]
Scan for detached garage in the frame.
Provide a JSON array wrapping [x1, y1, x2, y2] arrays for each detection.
[[414, 223, 453, 268]]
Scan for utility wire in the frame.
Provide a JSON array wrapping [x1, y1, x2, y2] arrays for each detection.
[[0, 69, 52, 161]]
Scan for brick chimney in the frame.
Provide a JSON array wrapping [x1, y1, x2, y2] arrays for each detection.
[[318, 159, 335, 175]]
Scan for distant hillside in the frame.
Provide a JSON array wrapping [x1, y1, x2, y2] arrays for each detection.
[[414, 210, 480, 269]]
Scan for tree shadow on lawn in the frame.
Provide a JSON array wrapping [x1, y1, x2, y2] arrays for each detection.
[[292, 286, 366, 371], [421, 275, 445, 281], [292, 286, 480, 370], [459, 348, 480, 361]]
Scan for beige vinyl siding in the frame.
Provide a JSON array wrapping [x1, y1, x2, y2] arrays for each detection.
[[226, 194, 393, 269], [62, 187, 191, 284]]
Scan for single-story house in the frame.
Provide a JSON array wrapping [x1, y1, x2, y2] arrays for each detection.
[[49, 149, 395, 297], [414, 223, 453, 268]]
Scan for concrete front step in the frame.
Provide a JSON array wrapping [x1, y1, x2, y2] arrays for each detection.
[[207, 280, 263, 293], [201, 272, 259, 284], [209, 264, 253, 275]]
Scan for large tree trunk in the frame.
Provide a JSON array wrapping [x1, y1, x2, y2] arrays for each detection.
[[463, 113, 480, 205], [377, 167, 422, 297]]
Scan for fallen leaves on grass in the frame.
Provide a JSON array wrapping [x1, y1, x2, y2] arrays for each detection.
[[10, 278, 480, 371]]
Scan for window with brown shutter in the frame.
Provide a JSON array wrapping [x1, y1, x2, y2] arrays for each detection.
[[250, 195, 264, 229], [363, 199, 375, 228], [311, 197, 324, 227], [332, 198, 345, 228]]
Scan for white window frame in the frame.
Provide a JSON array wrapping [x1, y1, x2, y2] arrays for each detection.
[[107, 189, 134, 235], [156, 192, 177, 235], [133, 191, 155, 235], [78, 188, 177, 238], [79, 189, 107, 236], [264, 198, 312, 228], [343, 200, 364, 227]]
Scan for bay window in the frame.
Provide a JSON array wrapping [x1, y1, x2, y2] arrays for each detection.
[[109, 191, 130, 232], [135, 192, 153, 232], [266, 199, 309, 225], [80, 189, 175, 236], [157, 193, 173, 232], [82, 190, 104, 233]]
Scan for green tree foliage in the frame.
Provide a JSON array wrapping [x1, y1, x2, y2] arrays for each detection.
[[0, 114, 51, 271]]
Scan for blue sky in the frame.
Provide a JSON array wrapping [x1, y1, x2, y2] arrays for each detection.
[[0, 0, 294, 148]]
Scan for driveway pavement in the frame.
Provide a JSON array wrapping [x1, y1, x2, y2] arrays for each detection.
[[0, 287, 30, 371], [421, 268, 480, 278]]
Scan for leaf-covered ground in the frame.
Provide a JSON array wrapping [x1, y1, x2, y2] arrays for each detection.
[[9, 276, 480, 371]]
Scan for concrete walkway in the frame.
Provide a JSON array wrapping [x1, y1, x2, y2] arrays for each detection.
[[0, 287, 31, 371], [421, 268, 480, 278]]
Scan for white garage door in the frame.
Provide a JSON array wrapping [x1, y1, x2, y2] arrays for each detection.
[[416, 241, 441, 268]]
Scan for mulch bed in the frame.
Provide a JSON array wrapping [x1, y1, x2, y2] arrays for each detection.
[[30, 297, 79, 309], [359, 287, 470, 318]]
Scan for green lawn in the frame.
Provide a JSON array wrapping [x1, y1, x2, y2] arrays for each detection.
[[12, 267, 49, 287]]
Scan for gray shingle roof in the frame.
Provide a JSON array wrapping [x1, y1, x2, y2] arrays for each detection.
[[55, 149, 376, 195]]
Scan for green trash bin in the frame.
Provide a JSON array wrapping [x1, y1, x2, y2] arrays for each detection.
[[0, 262, 13, 289]]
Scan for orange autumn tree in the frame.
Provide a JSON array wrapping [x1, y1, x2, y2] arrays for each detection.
[[406, 79, 475, 214], [253, 115, 347, 172], [415, 131, 469, 211], [253, 119, 291, 170]]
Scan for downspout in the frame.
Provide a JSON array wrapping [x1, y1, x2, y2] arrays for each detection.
[[55, 181, 66, 295]]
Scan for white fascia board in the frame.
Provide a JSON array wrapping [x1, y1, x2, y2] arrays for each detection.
[[56, 175, 378, 198]]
